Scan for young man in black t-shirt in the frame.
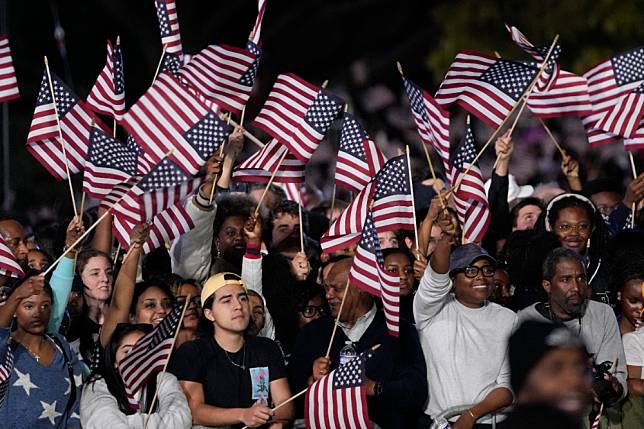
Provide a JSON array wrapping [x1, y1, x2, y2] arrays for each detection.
[[171, 272, 294, 428]]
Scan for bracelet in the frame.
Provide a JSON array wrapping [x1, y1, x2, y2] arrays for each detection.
[[467, 409, 476, 420]]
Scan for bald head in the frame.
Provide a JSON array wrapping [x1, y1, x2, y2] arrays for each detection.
[[0, 219, 28, 267]]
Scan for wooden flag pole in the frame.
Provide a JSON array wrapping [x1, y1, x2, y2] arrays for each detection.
[[629, 151, 638, 228], [44, 56, 79, 217], [43, 150, 174, 276], [221, 115, 264, 148], [143, 296, 192, 429], [406, 146, 420, 251], [326, 278, 350, 358], [253, 151, 289, 216], [207, 114, 232, 205], [330, 183, 337, 219], [239, 106, 246, 127], [152, 44, 168, 83], [451, 35, 560, 193], [538, 118, 567, 157], [299, 196, 305, 253]]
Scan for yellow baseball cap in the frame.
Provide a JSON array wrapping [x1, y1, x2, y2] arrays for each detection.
[[201, 272, 246, 307]]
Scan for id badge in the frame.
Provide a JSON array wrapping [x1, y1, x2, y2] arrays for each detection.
[[250, 366, 270, 405]]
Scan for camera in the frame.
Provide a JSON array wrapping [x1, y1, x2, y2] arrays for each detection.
[[592, 361, 620, 406]]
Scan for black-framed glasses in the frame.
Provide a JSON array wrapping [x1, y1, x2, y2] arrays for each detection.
[[556, 223, 591, 233], [300, 305, 325, 318], [456, 265, 496, 279]]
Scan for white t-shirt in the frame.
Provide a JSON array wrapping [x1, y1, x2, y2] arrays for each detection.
[[623, 329, 644, 378]]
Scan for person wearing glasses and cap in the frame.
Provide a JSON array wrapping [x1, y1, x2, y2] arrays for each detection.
[[170, 272, 294, 429], [414, 210, 517, 429]]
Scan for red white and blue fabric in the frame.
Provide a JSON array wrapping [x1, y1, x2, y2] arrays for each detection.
[[504, 25, 592, 118], [372, 155, 414, 232], [155, 0, 183, 57], [0, 36, 19, 102], [0, 342, 14, 407], [304, 348, 374, 429], [122, 72, 232, 176], [435, 51, 539, 128], [125, 134, 155, 175], [232, 138, 305, 183], [402, 76, 451, 175], [451, 125, 491, 244], [119, 301, 186, 409], [86, 39, 126, 120], [504, 24, 561, 90], [27, 70, 98, 180], [335, 112, 386, 193], [253, 73, 344, 162], [249, 0, 267, 45], [582, 47, 644, 148], [321, 180, 375, 253], [82, 125, 138, 199], [113, 201, 194, 255], [349, 212, 400, 336], [0, 237, 23, 278], [115, 157, 200, 221], [179, 44, 258, 113]]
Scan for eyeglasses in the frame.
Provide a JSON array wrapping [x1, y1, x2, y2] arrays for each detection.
[[300, 305, 325, 318], [457, 265, 496, 278], [176, 295, 201, 307], [556, 223, 591, 234], [386, 266, 414, 275]]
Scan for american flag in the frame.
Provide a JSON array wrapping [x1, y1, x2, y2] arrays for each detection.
[[451, 124, 491, 244], [278, 182, 304, 204], [0, 236, 23, 278], [122, 72, 232, 176], [233, 138, 305, 183], [504, 24, 561, 90], [335, 112, 386, 193], [435, 51, 539, 128], [253, 73, 344, 161], [402, 76, 451, 176], [115, 157, 200, 221], [249, 0, 267, 45], [0, 36, 19, 102], [372, 155, 414, 232], [82, 126, 138, 199], [349, 212, 400, 336], [179, 44, 258, 113], [304, 348, 374, 429], [125, 134, 155, 175], [86, 39, 126, 120], [159, 51, 183, 77], [113, 201, 195, 255], [504, 25, 592, 118], [583, 47, 644, 148], [119, 300, 187, 410], [0, 342, 14, 407], [26, 70, 96, 180], [321, 181, 375, 253], [155, 0, 183, 57]]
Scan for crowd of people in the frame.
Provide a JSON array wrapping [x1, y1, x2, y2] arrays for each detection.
[[1, 124, 644, 429]]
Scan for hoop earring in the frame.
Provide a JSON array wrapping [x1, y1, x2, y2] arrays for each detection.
[[215, 240, 221, 258]]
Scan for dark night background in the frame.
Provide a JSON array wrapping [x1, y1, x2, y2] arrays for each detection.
[[2, 0, 644, 222]]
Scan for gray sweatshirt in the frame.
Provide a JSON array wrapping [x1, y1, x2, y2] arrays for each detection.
[[518, 300, 627, 399], [414, 265, 517, 423]]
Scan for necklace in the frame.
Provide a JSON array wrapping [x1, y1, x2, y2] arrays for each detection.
[[225, 345, 246, 371], [14, 336, 45, 363]]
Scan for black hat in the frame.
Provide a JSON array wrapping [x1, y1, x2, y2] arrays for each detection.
[[509, 321, 586, 394], [448, 243, 496, 277]]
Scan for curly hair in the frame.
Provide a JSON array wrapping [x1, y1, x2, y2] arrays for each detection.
[[212, 193, 256, 235]]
